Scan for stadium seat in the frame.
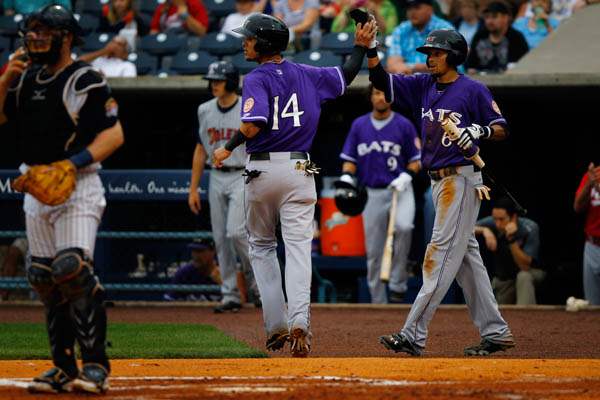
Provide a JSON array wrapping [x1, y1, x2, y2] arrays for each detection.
[[0, 14, 22, 37], [197, 32, 242, 56], [203, 0, 236, 18], [139, 33, 185, 56], [229, 52, 255, 75], [139, 0, 164, 17], [0, 50, 10, 66], [81, 32, 115, 51], [169, 50, 218, 75], [320, 32, 354, 56], [292, 50, 341, 67], [75, 13, 100, 36], [361, 49, 387, 71], [128, 51, 159, 76], [80, 0, 107, 16], [0, 36, 11, 53]]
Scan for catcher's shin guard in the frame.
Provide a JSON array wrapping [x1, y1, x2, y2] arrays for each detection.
[[52, 249, 110, 371], [27, 257, 78, 377]]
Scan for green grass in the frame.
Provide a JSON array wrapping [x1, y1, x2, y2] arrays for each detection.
[[0, 323, 266, 359]]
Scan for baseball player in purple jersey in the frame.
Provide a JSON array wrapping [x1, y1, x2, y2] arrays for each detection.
[[369, 29, 515, 356], [213, 13, 377, 357], [338, 86, 421, 303]]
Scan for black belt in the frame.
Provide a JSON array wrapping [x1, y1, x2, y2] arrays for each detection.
[[249, 152, 308, 161], [428, 165, 480, 181], [214, 166, 245, 172]]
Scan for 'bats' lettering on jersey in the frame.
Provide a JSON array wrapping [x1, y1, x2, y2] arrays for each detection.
[[241, 60, 345, 152], [341, 112, 421, 188], [385, 74, 506, 170]]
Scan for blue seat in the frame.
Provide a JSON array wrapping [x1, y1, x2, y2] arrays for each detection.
[[198, 32, 242, 56], [203, 0, 236, 18], [292, 50, 341, 67], [80, 0, 105, 16], [0, 36, 11, 53], [229, 52, 255, 75], [139, 33, 185, 56], [139, 0, 162, 17], [128, 51, 159, 76], [0, 14, 21, 37], [0, 50, 10, 66], [75, 13, 100, 36], [320, 31, 354, 56], [169, 50, 218, 75], [81, 32, 115, 51]]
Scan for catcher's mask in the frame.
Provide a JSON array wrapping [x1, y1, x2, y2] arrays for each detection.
[[20, 5, 83, 65]]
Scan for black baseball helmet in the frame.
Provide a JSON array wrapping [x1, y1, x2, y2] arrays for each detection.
[[416, 29, 468, 66], [21, 4, 84, 46], [334, 186, 368, 217], [204, 61, 240, 92], [232, 13, 289, 55]]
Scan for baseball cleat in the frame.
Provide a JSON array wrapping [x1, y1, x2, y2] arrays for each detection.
[[72, 363, 109, 394], [290, 328, 311, 358], [27, 367, 76, 394], [213, 301, 241, 314], [266, 330, 290, 351], [464, 338, 515, 356], [379, 333, 422, 356]]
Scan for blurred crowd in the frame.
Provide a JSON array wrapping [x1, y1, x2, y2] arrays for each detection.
[[0, 0, 597, 78]]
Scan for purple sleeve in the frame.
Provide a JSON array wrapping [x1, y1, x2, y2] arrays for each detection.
[[340, 121, 358, 162], [475, 84, 507, 127], [401, 120, 421, 163], [390, 74, 424, 113], [315, 66, 346, 102], [241, 73, 270, 125]]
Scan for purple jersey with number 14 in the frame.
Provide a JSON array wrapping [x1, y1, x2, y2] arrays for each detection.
[[385, 73, 507, 170], [241, 60, 346, 153]]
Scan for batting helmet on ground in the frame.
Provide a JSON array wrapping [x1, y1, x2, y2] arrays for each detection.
[[416, 29, 468, 66], [232, 13, 289, 56], [333, 175, 368, 216], [204, 61, 240, 92]]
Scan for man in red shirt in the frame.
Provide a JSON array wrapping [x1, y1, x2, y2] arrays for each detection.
[[574, 162, 600, 305], [150, 0, 209, 37]]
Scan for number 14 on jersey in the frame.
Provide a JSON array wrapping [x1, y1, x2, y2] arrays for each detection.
[[272, 93, 304, 130]]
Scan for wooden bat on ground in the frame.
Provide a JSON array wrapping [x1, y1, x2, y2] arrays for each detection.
[[380, 189, 398, 282]]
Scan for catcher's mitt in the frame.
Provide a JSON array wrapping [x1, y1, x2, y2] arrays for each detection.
[[12, 160, 77, 206]]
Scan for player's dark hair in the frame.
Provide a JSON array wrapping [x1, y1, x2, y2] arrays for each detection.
[[493, 196, 516, 216]]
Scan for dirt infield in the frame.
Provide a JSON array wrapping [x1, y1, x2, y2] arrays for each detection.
[[1, 304, 599, 399]]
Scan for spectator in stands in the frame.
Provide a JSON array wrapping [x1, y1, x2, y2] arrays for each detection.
[[3, 0, 71, 16], [150, 0, 209, 37], [164, 238, 222, 301], [518, 0, 585, 22], [0, 238, 27, 301], [331, 0, 398, 35], [574, 162, 600, 305], [98, 0, 150, 44], [465, 1, 529, 73], [475, 197, 544, 305], [221, 0, 255, 37], [319, 0, 341, 33], [386, 0, 453, 74], [79, 36, 137, 77], [513, 0, 559, 49], [273, 0, 320, 51], [452, 0, 482, 47]]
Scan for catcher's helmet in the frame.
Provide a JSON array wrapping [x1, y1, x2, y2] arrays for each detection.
[[21, 5, 84, 46], [416, 29, 468, 66], [232, 13, 289, 56], [204, 61, 240, 92], [334, 185, 368, 217]]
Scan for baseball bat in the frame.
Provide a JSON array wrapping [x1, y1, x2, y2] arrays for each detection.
[[440, 119, 528, 216], [380, 189, 398, 282]]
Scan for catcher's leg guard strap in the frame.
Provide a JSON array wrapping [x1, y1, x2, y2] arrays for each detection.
[[51, 249, 110, 371], [28, 257, 78, 377]]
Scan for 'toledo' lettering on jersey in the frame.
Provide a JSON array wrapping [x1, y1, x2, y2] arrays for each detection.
[[421, 107, 463, 148], [207, 127, 237, 145]]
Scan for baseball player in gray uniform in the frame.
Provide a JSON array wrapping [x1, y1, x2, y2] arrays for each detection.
[[338, 86, 421, 303], [189, 60, 258, 313], [369, 29, 515, 356], [0, 5, 123, 393], [213, 13, 376, 356]]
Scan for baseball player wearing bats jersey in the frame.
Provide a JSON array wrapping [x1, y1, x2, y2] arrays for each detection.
[[338, 86, 421, 304], [369, 29, 515, 356], [189, 60, 259, 313], [0, 5, 124, 393], [213, 13, 377, 357]]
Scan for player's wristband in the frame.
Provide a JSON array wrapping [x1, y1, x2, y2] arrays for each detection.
[[224, 130, 247, 152], [69, 149, 94, 169], [367, 47, 378, 58], [482, 126, 493, 139]]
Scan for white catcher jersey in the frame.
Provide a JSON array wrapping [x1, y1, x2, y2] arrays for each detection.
[[197, 97, 246, 167]]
